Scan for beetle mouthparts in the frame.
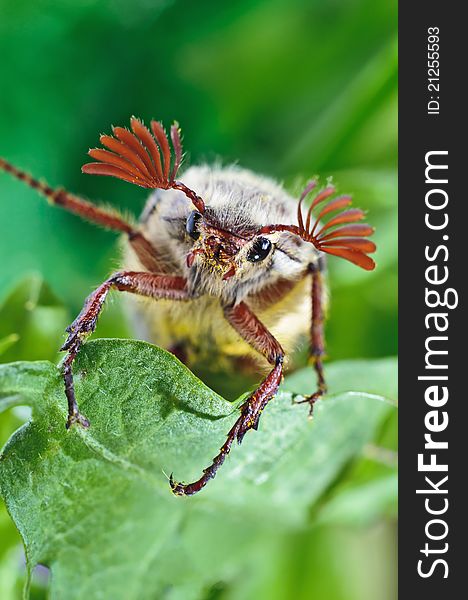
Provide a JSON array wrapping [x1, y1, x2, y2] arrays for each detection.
[[186, 248, 205, 268], [222, 265, 236, 280]]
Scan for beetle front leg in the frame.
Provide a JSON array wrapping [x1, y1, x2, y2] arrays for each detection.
[[170, 301, 284, 496], [61, 272, 188, 429]]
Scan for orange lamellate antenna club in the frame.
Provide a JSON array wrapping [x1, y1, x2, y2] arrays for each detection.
[[82, 117, 205, 214], [260, 181, 376, 271]]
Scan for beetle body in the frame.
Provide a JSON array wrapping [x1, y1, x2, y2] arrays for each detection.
[[0, 116, 375, 495], [125, 165, 320, 371]]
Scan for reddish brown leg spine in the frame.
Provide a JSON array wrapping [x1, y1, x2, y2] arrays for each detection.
[[61, 272, 188, 429], [0, 158, 165, 272], [170, 302, 284, 496]]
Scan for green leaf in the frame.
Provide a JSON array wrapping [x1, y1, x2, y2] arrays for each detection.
[[0, 340, 396, 599]]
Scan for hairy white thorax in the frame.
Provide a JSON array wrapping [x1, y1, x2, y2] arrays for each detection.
[[123, 165, 324, 370]]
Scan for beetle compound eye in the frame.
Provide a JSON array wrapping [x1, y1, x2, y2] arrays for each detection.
[[247, 237, 272, 263], [186, 211, 202, 240]]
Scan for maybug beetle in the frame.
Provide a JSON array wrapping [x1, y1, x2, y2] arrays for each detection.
[[0, 117, 376, 495]]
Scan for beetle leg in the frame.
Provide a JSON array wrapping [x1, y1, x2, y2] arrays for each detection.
[[170, 301, 284, 496], [295, 259, 328, 416], [0, 158, 166, 272], [61, 272, 188, 429]]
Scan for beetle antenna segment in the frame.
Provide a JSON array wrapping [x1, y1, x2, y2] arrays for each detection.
[[82, 117, 206, 214], [260, 181, 376, 270]]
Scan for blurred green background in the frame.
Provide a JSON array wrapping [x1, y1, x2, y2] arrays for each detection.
[[0, 0, 397, 598]]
